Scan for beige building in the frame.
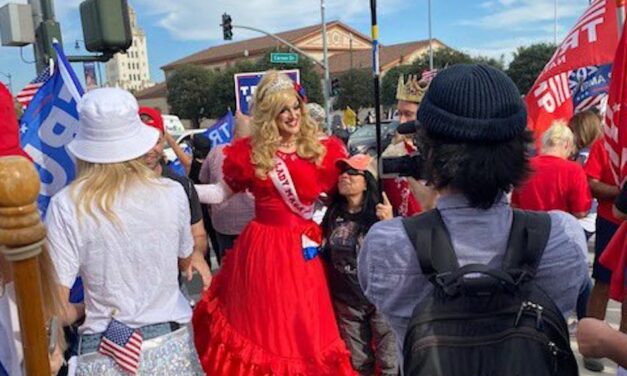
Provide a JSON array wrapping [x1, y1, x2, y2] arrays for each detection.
[[106, 6, 153, 92], [136, 21, 446, 113]]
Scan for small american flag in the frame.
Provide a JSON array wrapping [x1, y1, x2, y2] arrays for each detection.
[[421, 69, 438, 82], [98, 319, 143, 374], [16, 67, 51, 109]]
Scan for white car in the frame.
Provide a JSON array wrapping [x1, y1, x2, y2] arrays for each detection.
[[162, 114, 186, 139], [163, 129, 207, 163]]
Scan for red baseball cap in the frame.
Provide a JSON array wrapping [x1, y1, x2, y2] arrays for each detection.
[[0, 83, 31, 160], [336, 154, 372, 172], [138, 106, 164, 133]]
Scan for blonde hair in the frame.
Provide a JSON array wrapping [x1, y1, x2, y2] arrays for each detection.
[[568, 110, 602, 150], [250, 71, 325, 178], [69, 157, 157, 224], [541, 120, 575, 154]]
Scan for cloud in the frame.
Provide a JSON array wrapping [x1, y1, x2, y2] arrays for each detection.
[[463, 0, 587, 30], [131, 0, 406, 41], [459, 35, 554, 66]]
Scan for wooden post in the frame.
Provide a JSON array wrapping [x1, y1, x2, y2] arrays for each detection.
[[0, 156, 51, 375]]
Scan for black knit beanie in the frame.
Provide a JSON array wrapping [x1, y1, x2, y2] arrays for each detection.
[[417, 64, 527, 142]]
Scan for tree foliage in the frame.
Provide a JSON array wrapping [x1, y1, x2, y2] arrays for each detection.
[[506, 43, 557, 95], [380, 47, 505, 107], [166, 65, 215, 128], [335, 68, 375, 110], [411, 47, 505, 73], [206, 60, 257, 118]]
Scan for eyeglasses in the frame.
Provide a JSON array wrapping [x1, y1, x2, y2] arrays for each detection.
[[342, 168, 365, 176]]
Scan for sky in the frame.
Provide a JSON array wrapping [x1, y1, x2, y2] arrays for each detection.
[[0, 0, 592, 94]]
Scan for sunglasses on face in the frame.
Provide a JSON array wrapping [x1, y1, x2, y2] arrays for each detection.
[[342, 168, 365, 176]]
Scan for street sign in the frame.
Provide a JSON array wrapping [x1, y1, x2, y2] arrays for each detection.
[[270, 52, 299, 64]]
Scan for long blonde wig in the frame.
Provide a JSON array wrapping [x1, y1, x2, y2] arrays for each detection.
[[69, 157, 157, 224], [250, 71, 326, 178]]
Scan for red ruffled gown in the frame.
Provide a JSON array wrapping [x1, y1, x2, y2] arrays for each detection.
[[192, 136, 356, 375]]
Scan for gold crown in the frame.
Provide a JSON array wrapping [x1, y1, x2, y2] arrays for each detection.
[[396, 74, 429, 103]]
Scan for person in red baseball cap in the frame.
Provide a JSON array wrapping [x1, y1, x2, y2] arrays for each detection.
[[321, 154, 396, 375], [0, 83, 30, 159]]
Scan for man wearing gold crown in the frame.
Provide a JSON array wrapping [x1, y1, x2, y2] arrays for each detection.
[[396, 74, 428, 123], [380, 74, 436, 216]]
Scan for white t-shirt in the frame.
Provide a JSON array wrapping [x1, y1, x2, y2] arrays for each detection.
[[46, 178, 194, 334], [0, 283, 22, 375]]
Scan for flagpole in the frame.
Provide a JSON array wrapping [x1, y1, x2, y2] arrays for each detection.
[[369, 0, 383, 197], [554, 0, 558, 44], [0, 156, 51, 375], [617, 0, 625, 33]]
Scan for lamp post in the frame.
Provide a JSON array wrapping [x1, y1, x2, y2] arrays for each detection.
[[428, 0, 433, 70], [554, 0, 558, 45], [0, 72, 12, 94], [321, 0, 332, 133]]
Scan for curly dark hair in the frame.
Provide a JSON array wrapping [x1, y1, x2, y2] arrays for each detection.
[[416, 128, 533, 209], [321, 170, 380, 237]]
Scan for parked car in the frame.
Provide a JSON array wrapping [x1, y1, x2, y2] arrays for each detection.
[[163, 129, 206, 162], [347, 121, 398, 156]]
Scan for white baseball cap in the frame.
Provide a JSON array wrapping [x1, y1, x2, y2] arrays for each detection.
[[68, 87, 159, 164]]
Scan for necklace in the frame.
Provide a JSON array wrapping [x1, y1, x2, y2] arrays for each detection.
[[279, 140, 296, 148]]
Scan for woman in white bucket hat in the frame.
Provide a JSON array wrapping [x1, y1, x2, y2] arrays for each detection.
[[45, 88, 203, 375]]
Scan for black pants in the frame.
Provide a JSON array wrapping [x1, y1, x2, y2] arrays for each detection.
[[332, 300, 398, 376]]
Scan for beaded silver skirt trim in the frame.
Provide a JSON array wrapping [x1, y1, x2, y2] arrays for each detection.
[[74, 325, 203, 375]]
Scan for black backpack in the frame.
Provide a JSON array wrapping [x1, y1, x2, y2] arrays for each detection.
[[401, 209, 578, 376]]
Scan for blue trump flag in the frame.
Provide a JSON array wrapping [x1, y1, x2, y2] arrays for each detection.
[[166, 111, 234, 177], [203, 110, 234, 147], [20, 42, 84, 216], [20, 42, 85, 304]]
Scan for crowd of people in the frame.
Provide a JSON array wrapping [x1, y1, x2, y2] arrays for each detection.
[[0, 62, 625, 376]]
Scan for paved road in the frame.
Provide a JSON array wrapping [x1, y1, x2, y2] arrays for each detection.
[[185, 243, 623, 375], [575, 237, 621, 376], [574, 298, 620, 375]]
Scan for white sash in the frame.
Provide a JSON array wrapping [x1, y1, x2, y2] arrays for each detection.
[[269, 157, 315, 220]]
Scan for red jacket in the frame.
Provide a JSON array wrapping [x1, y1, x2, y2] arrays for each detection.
[[0, 83, 30, 159]]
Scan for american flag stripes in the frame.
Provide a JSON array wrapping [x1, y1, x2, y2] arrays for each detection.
[[98, 319, 143, 374], [16, 67, 51, 109]]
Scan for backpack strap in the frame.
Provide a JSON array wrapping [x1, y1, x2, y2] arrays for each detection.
[[501, 210, 552, 283], [401, 209, 459, 279]]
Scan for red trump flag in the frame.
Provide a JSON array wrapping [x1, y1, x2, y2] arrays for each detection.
[[604, 20, 627, 187], [526, 0, 618, 147]]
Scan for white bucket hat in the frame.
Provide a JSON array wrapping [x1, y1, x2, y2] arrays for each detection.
[[68, 87, 159, 163]]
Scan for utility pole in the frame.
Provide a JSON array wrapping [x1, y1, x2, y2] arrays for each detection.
[[428, 0, 433, 70], [554, 0, 558, 45], [321, 0, 332, 133], [29, 0, 62, 74], [617, 0, 625, 34], [349, 32, 354, 70]]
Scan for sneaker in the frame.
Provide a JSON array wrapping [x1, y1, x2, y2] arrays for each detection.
[[583, 358, 605, 372]]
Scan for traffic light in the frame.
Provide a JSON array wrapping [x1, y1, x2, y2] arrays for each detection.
[[222, 13, 233, 41], [80, 0, 132, 53], [331, 78, 340, 96]]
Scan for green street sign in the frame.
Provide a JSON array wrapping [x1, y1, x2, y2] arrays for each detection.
[[270, 52, 299, 64]]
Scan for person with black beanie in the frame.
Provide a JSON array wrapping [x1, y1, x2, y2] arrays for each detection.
[[357, 64, 588, 373]]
